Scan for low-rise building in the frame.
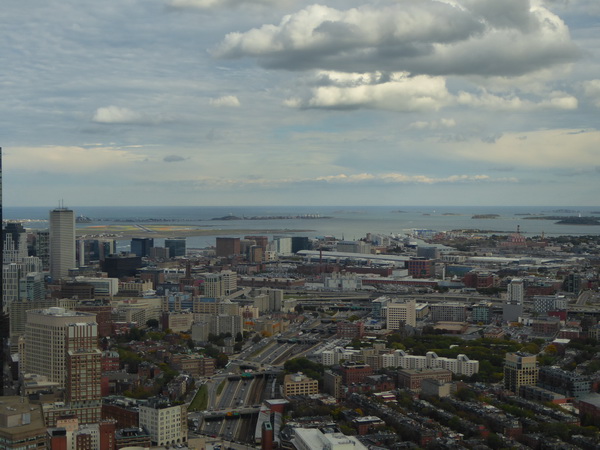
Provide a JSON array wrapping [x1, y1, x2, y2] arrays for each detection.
[[283, 372, 319, 397]]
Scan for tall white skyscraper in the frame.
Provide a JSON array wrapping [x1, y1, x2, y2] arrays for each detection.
[[50, 207, 75, 280]]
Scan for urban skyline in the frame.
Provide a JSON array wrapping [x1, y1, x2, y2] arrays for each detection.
[[2, 0, 600, 207]]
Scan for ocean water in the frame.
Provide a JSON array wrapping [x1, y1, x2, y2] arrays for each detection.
[[5, 205, 600, 249]]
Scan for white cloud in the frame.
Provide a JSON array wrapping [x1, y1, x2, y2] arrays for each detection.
[[409, 118, 456, 129], [284, 70, 577, 112], [209, 95, 241, 107], [92, 106, 173, 125], [456, 90, 577, 111], [286, 71, 451, 111], [92, 106, 143, 124], [214, 1, 579, 77]]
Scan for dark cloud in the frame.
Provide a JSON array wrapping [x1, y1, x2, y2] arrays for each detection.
[[163, 155, 187, 162]]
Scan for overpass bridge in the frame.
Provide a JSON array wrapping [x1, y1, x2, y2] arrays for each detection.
[[203, 406, 261, 420]]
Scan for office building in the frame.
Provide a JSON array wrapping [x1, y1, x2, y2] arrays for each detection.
[[283, 372, 319, 397], [407, 258, 433, 278], [139, 397, 187, 447], [504, 352, 538, 393], [77, 239, 115, 266], [507, 278, 525, 303], [271, 236, 292, 256], [165, 238, 186, 258], [199, 272, 225, 298], [3, 222, 28, 263], [503, 278, 525, 322], [216, 237, 240, 258], [386, 299, 416, 329], [101, 253, 142, 278], [131, 237, 154, 257], [49, 207, 76, 280], [31, 229, 50, 271], [430, 302, 466, 322], [472, 301, 493, 324], [24, 307, 98, 387]]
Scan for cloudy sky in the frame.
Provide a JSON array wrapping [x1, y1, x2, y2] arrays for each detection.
[[2, 0, 599, 207]]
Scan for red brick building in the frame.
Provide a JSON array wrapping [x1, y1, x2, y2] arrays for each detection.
[[340, 363, 373, 385], [407, 259, 433, 278], [336, 321, 365, 339]]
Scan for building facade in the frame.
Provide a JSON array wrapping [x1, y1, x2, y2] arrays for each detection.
[[49, 208, 76, 280]]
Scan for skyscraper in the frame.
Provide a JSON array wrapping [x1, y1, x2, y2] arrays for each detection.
[[0, 147, 7, 397], [25, 307, 102, 424], [25, 307, 98, 387], [50, 207, 76, 280]]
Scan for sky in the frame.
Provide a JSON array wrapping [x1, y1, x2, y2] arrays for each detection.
[[2, 0, 600, 207]]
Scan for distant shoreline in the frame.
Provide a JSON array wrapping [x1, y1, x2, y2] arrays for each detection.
[[76, 225, 315, 239]]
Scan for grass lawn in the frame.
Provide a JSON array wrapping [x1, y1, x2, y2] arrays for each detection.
[[216, 380, 226, 396], [189, 384, 208, 411]]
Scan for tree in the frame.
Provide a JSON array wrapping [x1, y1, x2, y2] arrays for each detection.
[[146, 318, 159, 329], [252, 334, 262, 343], [235, 332, 244, 342]]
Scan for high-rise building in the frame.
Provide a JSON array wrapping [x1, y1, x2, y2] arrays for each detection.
[[50, 207, 76, 280], [25, 307, 102, 425], [32, 229, 50, 270], [131, 238, 154, 257], [216, 237, 240, 257], [507, 278, 525, 302], [503, 278, 525, 322], [24, 307, 97, 387], [504, 352, 538, 393], [3, 222, 28, 263], [386, 299, 416, 329], [165, 238, 186, 258], [0, 147, 6, 397]]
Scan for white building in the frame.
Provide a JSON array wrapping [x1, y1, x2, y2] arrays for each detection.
[[139, 398, 187, 447], [293, 428, 368, 450], [381, 350, 479, 376]]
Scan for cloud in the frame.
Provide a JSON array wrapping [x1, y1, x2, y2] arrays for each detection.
[[92, 106, 173, 125], [214, 1, 580, 77], [285, 71, 451, 111], [92, 106, 143, 124], [456, 90, 577, 110], [163, 155, 187, 162], [284, 70, 577, 112], [450, 128, 600, 168], [209, 95, 241, 107], [162, 172, 518, 189], [409, 118, 456, 130], [5, 145, 147, 173], [581, 80, 600, 107], [167, 0, 287, 10]]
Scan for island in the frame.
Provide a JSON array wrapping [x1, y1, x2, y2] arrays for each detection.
[[472, 214, 500, 219]]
